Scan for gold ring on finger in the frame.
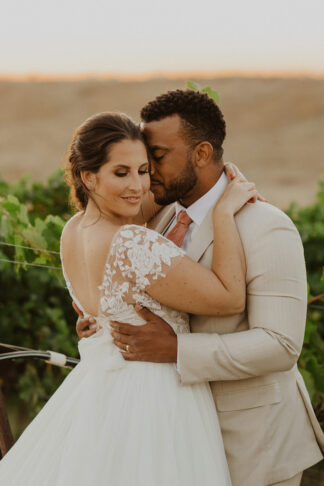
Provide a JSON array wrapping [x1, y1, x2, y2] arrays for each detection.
[[126, 344, 130, 352]]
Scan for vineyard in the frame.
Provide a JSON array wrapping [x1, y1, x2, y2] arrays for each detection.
[[0, 170, 323, 439]]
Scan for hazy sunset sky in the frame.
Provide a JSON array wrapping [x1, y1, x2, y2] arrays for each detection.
[[1, 0, 323, 77]]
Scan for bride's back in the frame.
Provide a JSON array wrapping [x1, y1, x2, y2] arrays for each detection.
[[61, 213, 119, 316]]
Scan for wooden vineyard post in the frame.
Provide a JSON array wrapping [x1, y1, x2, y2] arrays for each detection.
[[0, 386, 14, 456]]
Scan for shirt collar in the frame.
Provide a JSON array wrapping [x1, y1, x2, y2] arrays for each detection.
[[175, 171, 228, 226]]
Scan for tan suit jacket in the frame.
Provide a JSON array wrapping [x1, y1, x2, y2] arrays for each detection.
[[152, 200, 324, 486]]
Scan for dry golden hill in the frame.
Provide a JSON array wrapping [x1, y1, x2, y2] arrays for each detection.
[[0, 77, 323, 208]]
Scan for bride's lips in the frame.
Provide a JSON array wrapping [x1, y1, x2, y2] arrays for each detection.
[[121, 196, 142, 204]]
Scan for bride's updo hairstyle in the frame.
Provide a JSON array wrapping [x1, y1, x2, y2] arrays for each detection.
[[66, 112, 144, 210]]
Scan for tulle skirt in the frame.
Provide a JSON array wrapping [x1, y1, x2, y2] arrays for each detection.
[[0, 330, 231, 485]]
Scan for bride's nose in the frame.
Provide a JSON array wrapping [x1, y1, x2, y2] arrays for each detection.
[[128, 173, 143, 193]]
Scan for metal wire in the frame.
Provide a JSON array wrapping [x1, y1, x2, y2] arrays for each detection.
[[0, 343, 79, 368], [0, 241, 60, 255], [0, 258, 62, 270], [0, 343, 37, 352]]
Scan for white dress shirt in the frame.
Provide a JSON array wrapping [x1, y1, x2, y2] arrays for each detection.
[[164, 172, 228, 373], [165, 172, 228, 251]]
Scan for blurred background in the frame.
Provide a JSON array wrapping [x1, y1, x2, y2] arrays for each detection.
[[0, 0, 323, 482], [1, 0, 324, 208]]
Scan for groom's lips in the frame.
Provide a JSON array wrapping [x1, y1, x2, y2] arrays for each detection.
[[151, 180, 163, 186]]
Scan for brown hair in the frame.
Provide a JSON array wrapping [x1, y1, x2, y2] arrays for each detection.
[[65, 112, 144, 210]]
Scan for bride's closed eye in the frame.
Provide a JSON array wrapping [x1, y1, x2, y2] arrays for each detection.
[[114, 168, 149, 177]]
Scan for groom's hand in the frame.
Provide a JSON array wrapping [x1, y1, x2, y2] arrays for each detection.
[[73, 302, 98, 339], [110, 305, 178, 363]]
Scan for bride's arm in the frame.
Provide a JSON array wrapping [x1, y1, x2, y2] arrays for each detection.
[[146, 178, 257, 316]]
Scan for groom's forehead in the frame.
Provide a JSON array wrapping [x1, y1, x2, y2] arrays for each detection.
[[143, 115, 184, 146]]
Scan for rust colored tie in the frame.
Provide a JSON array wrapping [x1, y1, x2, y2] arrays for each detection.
[[166, 210, 193, 248]]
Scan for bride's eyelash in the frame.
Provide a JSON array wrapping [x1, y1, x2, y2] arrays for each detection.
[[115, 169, 149, 177]]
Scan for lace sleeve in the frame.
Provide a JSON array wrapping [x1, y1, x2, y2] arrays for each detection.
[[109, 224, 185, 292]]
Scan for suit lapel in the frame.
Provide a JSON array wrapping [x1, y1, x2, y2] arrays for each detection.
[[152, 201, 215, 262], [152, 204, 176, 235], [186, 206, 214, 262]]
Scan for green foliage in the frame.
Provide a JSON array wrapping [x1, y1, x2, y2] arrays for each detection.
[[287, 182, 324, 425], [0, 170, 323, 431], [186, 80, 220, 104], [0, 169, 70, 222], [0, 170, 76, 422], [287, 180, 324, 295]]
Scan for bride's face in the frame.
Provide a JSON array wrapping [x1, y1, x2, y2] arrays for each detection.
[[83, 139, 150, 218]]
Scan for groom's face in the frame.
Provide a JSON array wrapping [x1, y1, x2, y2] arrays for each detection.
[[143, 114, 197, 205]]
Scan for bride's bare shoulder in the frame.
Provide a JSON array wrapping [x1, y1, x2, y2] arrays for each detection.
[[60, 212, 84, 244]]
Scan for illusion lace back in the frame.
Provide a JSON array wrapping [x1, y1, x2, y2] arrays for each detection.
[[0, 222, 231, 486], [65, 224, 190, 372]]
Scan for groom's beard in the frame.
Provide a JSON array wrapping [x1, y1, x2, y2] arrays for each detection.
[[150, 157, 198, 206]]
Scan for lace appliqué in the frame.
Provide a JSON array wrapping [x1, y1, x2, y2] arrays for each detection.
[[99, 262, 130, 315], [99, 225, 189, 334], [112, 227, 184, 291]]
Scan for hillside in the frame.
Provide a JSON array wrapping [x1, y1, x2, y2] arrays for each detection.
[[1, 77, 323, 208]]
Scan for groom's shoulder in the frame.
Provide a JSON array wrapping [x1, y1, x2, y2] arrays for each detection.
[[149, 204, 175, 230], [235, 200, 298, 237]]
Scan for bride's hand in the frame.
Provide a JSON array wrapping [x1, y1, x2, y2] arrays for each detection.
[[224, 162, 268, 203], [214, 176, 258, 216]]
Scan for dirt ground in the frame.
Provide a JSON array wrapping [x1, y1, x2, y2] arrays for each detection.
[[1, 77, 323, 209]]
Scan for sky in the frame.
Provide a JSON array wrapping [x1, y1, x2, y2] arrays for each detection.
[[1, 0, 324, 77]]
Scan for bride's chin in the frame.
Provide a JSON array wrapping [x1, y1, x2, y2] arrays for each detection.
[[117, 206, 141, 219]]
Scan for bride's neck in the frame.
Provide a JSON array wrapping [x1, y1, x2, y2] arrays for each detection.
[[82, 199, 134, 227]]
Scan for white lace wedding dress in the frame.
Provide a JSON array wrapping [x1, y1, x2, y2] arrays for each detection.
[[0, 224, 231, 485]]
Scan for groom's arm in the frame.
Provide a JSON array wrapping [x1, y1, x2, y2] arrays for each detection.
[[77, 204, 308, 382], [177, 205, 308, 384]]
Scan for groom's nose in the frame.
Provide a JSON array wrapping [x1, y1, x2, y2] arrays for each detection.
[[148, 156, 156, 176]]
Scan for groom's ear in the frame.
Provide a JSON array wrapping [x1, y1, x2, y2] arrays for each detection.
[[194, 141, 214, 168]]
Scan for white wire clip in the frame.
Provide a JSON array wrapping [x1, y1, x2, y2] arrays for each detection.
[[45, 351, 67, 367]]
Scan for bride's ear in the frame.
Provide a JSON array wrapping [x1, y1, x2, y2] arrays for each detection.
[[81, 170, 96, 191]]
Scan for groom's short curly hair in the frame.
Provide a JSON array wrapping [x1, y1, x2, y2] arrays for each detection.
[[140, 89, 226, 161]]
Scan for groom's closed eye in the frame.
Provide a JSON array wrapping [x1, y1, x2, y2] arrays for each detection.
[[149, 145, 169, 163], [151, 151, 168, 163], [153, 155, 164, 163]]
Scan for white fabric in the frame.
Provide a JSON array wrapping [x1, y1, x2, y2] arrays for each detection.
[[0, 223, 231, 486], [165, 172, 228, 251]]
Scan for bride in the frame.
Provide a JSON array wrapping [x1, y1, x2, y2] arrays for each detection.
[[0, 111, 257, 485]]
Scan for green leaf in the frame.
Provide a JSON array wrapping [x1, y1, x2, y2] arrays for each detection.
[[23, 227, 47, 251], [18, 204, 30, 226], [201, 86, 220, 103], [0, 214, 10, 239], [186, 81, 220, 104], [2, 195, 21, 217], [186, 81, 201, 92]]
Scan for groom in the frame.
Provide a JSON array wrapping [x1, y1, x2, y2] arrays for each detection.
[[76, 89, 324, 485]]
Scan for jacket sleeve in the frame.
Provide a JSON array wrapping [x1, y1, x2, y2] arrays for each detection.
[[177, 205, 308, 384]]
